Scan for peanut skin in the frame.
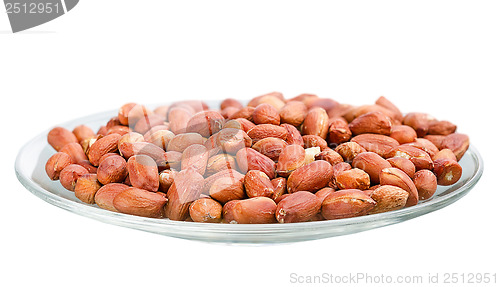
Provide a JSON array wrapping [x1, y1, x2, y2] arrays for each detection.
[[45, 96, 469, 224]]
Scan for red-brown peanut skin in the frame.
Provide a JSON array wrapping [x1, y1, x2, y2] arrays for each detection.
[[334, 142, 367, 162], [167, 133, 204, 152], [321, 189, 376, 220], [441, 133, 470, 161], [88, 133, 121, 166], [119, 141, 166, 161], [146, 129, 175, 150], [59, 142, 88, 163], [209, 176, 246, 204], [375, 96, 403, 122], [234, 118, 256, 133], [348, 111, 392, 136], [276, 191, 321, 223], [329, 162, 352, 189], [95, 183, 129, 212], [428, 120, 457, 136], [153, 105, 170, 119], [133, 114, 165, 134], [247, 124, 288, 142], [169, 100, 208, 114], [252, 103, 281, 125], [97, 152, 120, 166], [433, 158, 463, 186], [369, 185, 409, 214], [158, 151, 182, 170], [350, 134, 399, 158], [244, 170, 274, 198], [352, 152, 392, 185], [106, 116, 121, 129], [72, 125, 96, 144], [189, 198, 223, 223], [74, 173, 102, 204], [252, 137, 288, 161], [334, 168, 371, 190], [158, 169, 177, 193], [279, 101, 307, 127], [403, 112, 434, 137], [403, 138, 440, 159], [390, 125, 417, 144], [302, 108, 329, 139], [386, 157, 416, 179], [379, 167, 419, 207], [222, 197, 277, 224], [281, 123, 304, 146], [315, 187, 336, 204], [274, 193, 291, 205], [59, 164, 89, 191], [220, 98, 243, 110], [424, 135, 445, 150], [276, 144, 306, 177], [113, 187, 167, 218], [271, 177, 287, 202], [308, 97, 338, 111], [47, 127, 78, 151], [228, 106, 255, 122], [127, 155, 159, 192], [77, 160, 98, 174], [118, 103, 142, 126], [97, 155, 128, 185], [328, 118, 352, 145], [221, 107, 240, 119], [248, 92, 285, 109], [118, 132, 144, 151], [168, 107, 193, 134], [413, 170, 438, 200], [107, 125, 132, 136], [315, 149, 344, 167], [235, 147, 276, 179], [186, 110, 225, 137], [287, 160, 333, 193], [165, 168, 205, 221], [344, 104, 399, 123], [217, 128, 253, 155], [432, 148, 457, 162], [45, 152, 73, 180], [181, 144, 209, 175], [303, 135, 329, 151], [386, 145, 434, 171], [202, 169, 245, 195]]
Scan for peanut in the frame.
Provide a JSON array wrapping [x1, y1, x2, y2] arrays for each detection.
[[44, 95, 470, 224]]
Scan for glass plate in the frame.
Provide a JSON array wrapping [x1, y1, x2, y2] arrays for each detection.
[[15, 108, 484, 244]]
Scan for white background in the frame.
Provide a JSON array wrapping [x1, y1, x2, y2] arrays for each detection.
[[1, 1, 498, 286]]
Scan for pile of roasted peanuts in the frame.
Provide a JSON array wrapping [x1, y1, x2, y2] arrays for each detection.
[[45, 92, 469, 223]]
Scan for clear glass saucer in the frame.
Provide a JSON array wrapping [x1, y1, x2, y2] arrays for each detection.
[[14, 109, 484, 244]]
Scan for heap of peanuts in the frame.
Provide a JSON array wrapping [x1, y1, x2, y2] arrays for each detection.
[[45, 92, 469, 223]]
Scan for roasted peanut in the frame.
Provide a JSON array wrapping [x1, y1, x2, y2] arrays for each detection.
[[45, 96, 470, 224], [222, 197, 277, 224], [45, 152, 73, 180], [413, 169, 438, 200], [321, 189, 376, 220], [244, 170, 274, 198], [74, 173, 102, 204], [47, 127, 78, 151], [276, 191, 321, 223], [189, 198, 223, 223]]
